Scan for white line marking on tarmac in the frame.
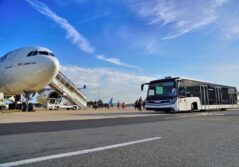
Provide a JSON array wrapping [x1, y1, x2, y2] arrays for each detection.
[[0, 137, 162, 167]]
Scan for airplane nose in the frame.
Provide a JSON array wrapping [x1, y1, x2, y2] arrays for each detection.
[[30, 56, 60, 89], [44, 57, 60, 79]]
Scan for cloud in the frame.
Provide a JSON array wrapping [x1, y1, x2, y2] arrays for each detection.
[[130, 0, 234, 39], [25, 0, 95, 54], [95, 54, 141, 70], [26, 0, 141, 70], [61, 65, 155, 103]]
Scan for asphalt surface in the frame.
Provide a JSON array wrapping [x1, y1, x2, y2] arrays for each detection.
[[1, 110, 239, 167]]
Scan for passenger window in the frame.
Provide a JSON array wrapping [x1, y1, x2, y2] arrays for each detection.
[[179, 87, 186, 97]]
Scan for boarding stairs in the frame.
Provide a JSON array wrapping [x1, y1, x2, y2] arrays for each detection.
[[49, 71, 87, 109]]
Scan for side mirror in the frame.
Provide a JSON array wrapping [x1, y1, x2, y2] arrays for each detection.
[[141, 84, 144, 91], [141, 83, 149, 91]]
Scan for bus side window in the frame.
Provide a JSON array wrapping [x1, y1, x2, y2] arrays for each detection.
[[179, 87, 185, 97]]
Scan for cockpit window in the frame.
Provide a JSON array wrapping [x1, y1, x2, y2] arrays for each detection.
[[32, 51, 38, 56], [27, 51, 34, 57], [26, 50, 55, 57], [49, 52, 55, 57], [39, 51, 49, 55]]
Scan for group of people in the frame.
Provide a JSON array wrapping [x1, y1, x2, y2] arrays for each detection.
[[134, 97, 145, 111], [92, 101, 110, 110], [91, 98, 146, 111], [117, 101, 126, 109]]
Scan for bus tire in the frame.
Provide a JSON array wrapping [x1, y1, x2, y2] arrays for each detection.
[[191, 103, 198, 112]]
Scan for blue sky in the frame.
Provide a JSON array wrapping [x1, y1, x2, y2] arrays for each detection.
[[0, 0, 239, 103]]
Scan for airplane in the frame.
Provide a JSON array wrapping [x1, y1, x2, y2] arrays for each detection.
[[108, 97, 113, 107], [0, 46, 60, 111]]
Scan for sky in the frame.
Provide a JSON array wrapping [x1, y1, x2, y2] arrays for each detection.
[[0, 0, 239, 103]]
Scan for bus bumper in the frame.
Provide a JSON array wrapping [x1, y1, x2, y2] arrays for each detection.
[[145, 103, 177, 112]]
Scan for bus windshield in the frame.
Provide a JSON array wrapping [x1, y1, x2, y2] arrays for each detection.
[[147, 81, 176, 97]]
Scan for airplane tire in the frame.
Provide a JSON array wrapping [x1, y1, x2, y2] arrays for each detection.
[[22, 103, 27, 112], [28, 103, 34, 112]]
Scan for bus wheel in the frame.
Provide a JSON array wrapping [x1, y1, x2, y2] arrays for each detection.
[[191, 103, 198, 112]]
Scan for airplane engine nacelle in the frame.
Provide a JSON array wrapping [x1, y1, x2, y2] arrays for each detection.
[[37, 90, 59, 106]]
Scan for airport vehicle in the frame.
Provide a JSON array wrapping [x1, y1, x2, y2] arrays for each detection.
[[37, 78, 87, 110], [37, 89, 61, 110], [37, 88, 82, 110], [141, 77, 238, 112], [59, 103, 78, 110], [237, 92, 239, 104], [0, 93, 4, 109], [0, 46, 60, 111], [44, 98, 60, 110], [45, 100, 78, 110]]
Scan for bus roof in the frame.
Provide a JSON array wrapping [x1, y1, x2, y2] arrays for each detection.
[[149, 77, 237, 89]]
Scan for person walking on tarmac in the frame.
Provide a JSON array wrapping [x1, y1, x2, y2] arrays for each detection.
[[117, 101, 120, 109], [134, 100, 138, 110], [143, 100, 146, 110], [138, 97, 143, 111]]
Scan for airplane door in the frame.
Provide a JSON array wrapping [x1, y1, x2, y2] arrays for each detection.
[[5, 52, 17, 69], [0, 63, 3, 79]]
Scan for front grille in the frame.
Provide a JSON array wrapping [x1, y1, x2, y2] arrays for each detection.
[[147, 100, 171, 104]]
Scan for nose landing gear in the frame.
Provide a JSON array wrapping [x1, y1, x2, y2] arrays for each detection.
[[22, 92, 35, 112]]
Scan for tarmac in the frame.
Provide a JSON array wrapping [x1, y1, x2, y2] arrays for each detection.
[[0, 107, 163, 124], [1, 109, 239, 167]]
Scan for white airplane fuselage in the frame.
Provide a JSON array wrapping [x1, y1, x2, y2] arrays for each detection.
[[0, 47, 60, 96]]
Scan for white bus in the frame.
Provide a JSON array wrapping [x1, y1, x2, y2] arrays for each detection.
[[141, 77, 238, 112]]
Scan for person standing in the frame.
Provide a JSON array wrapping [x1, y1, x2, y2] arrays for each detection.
[[117, 101, 120, 109], [143, 100, 146, 110], [138, 97, 143, 111], [122, 102, 125, 109], [93, 101, 97, 110]]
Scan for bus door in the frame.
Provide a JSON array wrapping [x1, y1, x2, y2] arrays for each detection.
[[200, 85, 208, 110], [229, 89, 236, 105], [215, 87, 222, 109]]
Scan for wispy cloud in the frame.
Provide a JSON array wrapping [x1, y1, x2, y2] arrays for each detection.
[[26, 0, 139, 69], [25, 0, 95, 54], [95, 54, 141, 70], [61, 65, 155, 102], [162, 15, 216, 40], [130, 0, 234, 40]]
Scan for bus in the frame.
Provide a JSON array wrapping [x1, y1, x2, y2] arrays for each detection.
[[141, 76, 238, 112]]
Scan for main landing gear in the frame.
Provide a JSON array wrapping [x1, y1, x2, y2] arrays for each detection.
[[22, 92, 35, 112]]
